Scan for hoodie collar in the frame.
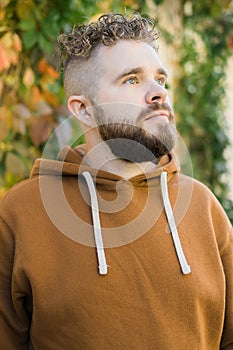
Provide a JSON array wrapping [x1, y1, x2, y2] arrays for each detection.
[[30, 145, 179, 188]]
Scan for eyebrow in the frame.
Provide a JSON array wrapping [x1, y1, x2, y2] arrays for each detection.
[[114, 66, 168, 83], [114, 67, 143, 83], [157, 68, 168, 78]]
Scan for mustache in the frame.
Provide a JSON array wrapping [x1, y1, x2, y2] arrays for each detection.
[[137, 102, 174, 123]]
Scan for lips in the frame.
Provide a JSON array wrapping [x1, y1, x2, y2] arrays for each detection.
[[144, 110, 170, 121]]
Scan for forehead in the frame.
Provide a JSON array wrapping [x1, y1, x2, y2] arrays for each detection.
[[96, 40, 165, 76]]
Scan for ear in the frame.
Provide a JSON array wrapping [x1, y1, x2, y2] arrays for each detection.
[[67, 95, 94, 128]]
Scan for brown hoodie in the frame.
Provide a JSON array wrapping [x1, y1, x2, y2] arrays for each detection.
[[0, 146, 232, 349]]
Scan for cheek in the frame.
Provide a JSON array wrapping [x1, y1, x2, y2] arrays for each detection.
[[96, 85, 144, 106], [96, 90, 120, 105]]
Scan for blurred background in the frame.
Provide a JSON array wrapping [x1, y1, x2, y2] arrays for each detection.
[[0, 0, 233, 221]]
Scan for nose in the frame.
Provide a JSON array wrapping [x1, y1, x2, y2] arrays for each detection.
[[145, 82, 168, 104]]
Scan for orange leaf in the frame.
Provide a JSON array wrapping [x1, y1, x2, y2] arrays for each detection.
[[44, 90, 59, 107], [38, 58, 58, 79], [0, 9, 6, 20], [0, 41, 11, 71], [46, 65, 59, 79], [30, 86, 43, 105], [38, 58, 47, 73]]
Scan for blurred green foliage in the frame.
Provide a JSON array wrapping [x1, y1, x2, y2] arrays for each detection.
[[174, 0, 233, 221]]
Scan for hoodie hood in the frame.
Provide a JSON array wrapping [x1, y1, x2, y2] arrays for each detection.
[[30, 145, 191, 276]]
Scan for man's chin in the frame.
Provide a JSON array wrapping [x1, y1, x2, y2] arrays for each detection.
[[105, 138, 170, 163]]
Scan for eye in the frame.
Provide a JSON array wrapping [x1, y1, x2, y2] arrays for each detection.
[[155, 77, 166, 87], [124, 77, 139, 85]]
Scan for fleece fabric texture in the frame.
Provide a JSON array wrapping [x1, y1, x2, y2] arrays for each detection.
[[0, 146, 232, 350]]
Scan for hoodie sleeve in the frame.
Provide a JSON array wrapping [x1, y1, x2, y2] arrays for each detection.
[[218, 216, 233, 349], [220, 226, 233, 349], [0, 216, 30, 349]]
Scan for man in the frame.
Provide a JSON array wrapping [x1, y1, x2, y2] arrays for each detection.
[[0, 13, 232, 349]]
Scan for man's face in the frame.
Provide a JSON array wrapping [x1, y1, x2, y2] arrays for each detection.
[[91, 40, 177, 162]]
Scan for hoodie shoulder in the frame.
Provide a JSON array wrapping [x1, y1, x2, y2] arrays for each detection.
[[0, 176, 40, 208]]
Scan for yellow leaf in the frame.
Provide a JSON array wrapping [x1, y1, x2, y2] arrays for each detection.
[[15, 0, 34, 19], [23, 67, 35, 86], [1, 32, 13, 48], [96, 0, 112, 13], [0, 34, 20, 70], [90, 13, 105, 22], [0, 141, 13, 152], [0, 118, 9, 141], [0, 187, 7, 200], [6, 47, 18, 65], [0, 0, 10, 9], [12, 33, 22, 52], [122, 0, 139, 8], [3, 89, 17, 106], [0, 79, 3, 97]]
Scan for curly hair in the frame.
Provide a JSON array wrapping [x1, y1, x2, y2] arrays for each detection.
[[57, 13, 159, 60]]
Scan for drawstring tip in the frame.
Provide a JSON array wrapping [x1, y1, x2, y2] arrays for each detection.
[[182, 264, 191, 275], [98, 265, 109, 275]]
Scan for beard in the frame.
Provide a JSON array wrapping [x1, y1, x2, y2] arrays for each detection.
[[94, 102, 177, 163]]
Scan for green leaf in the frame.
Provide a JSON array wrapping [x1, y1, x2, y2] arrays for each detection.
[[38, 34, 52, 52], [42, 19, 59, 40], [18, 18, 36, 31], [22, 30, 38, 49]]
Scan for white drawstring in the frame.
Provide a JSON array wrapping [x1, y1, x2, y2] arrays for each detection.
[[83, 170, 190, 276], [160, 171, 191, 275], [82, 171, 108, 275]]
